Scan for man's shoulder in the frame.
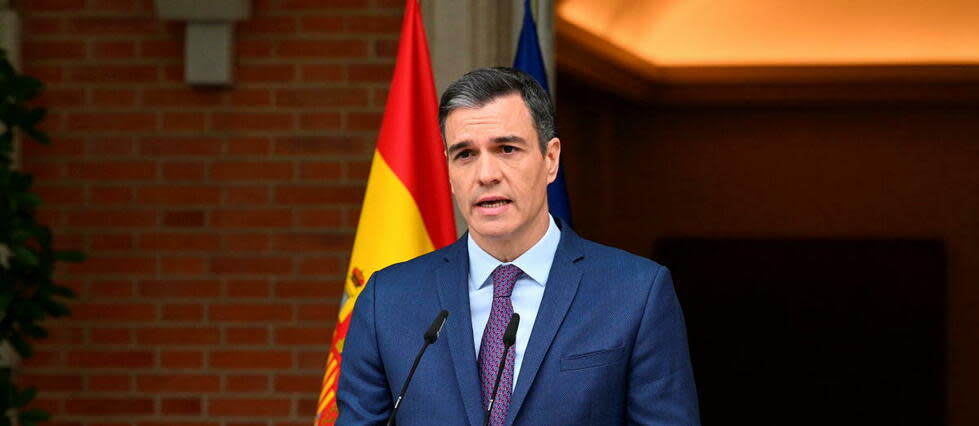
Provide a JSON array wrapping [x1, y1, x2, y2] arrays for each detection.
[[569, 233, 669, 285], [371, 239, 460, 282]]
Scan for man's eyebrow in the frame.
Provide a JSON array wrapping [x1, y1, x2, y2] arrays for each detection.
[[492, 135, 526, 144], [446, 141, 471, 155]]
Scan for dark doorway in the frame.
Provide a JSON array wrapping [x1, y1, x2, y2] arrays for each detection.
[[655, 239, 946, 425]]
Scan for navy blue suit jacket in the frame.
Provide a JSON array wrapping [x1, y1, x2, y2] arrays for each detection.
[[336, 221, 700, 425]]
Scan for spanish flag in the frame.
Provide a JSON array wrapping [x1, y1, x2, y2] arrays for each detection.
[[314, 0, 456, 424]]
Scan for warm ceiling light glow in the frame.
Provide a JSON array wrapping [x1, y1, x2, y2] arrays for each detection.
[[559, 0, 979, 66]]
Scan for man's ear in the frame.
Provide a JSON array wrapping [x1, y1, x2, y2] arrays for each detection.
[[545, 137, 560, 184]]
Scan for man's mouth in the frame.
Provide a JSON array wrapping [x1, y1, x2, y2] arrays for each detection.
[[476, 198, 512, 208]]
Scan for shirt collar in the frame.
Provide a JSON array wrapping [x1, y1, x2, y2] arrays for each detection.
[[467, 215, 561, 291]]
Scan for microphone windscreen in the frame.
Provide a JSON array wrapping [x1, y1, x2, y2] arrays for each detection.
[[423, 310, 449, 343], [502, 313, 520, 347]]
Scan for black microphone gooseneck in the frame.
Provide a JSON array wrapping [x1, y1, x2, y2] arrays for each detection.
[[386, 309, 449, 426], [483, 312, 520, 426]]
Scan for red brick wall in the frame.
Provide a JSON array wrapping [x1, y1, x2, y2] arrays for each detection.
[[18, 0, 404, 423]]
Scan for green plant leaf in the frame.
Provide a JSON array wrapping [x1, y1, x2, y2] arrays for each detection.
[[14, 387, 37, 407], [7, 334, 33, 358], [11, 246, 39, 267], [21, 323, 47, 339], [50, 284, 77, 299], [54, 250, 86, 263]]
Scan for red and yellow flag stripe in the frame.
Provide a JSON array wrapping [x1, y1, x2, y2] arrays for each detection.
[[315, 0, 455, 424]]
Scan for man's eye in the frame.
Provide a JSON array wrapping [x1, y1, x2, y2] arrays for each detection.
[[456, 150, 472, 159], [501, 145, 515, 154]]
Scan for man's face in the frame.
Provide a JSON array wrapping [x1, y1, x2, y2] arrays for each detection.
[[444, 93, 560, 247]]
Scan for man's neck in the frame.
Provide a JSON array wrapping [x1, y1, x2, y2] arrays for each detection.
[[471, 214, 551, 262]]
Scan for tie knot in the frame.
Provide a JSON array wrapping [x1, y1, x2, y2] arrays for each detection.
[[491, 264, 522, 298]]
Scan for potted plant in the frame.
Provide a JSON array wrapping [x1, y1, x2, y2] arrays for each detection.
[[0, 48, 84, 426]]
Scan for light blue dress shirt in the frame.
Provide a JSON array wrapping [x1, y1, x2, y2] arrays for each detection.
[[468, 214, 560, 391]]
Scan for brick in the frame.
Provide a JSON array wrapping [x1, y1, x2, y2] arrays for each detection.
[[212, 113, 293, 131], [73, 303, 155, 321], [209, 351, 292, 369], [276, 280, 330, 298], [24, 17, 65, 34], [224, 234, 270, 252], [276, 88, 367, 108], [139, 327, 220, 345], [274, 233, 352, 252], [297, 351, 327, 369], [141, 137, 222, 156], [163, 161, 206, 180], [281, 0, 366, 9], [46, 326, 84, 346], [375, 39, 399, 57], [211, 209, 292, 228], [277, 40, 367, 58], [68, 17, 159, 35], [298, 257, 342, 275], [161, 398, 202, 415], [66, 398, 153, 415], [163, 112, 208, 131], [91, 234, 134, 250], [143, 88, 224, 107], [20, 374, 82, 392], [276, 326, 332, 345], [225, 187, 271, 205], [301, 16, 343, 33], [275, 185, 365, 204], [348, 112, 383, 131], [90, 280, 134, 298], [209, 398, 290, 416], [164, 210, 205, 227], [210, 257, 292, 275], [299, 162, 342, 180], [68, 113, 156, 132], [299, 112, 342, 130], [68, 351, 154, 368], [348, 64, 393, 82], [298, 304, 339, 322], [34, 185, 84, 204], [226, 375, 268, 392], [68, 256, 156, 275], [139, 279, 220, 298], [90, 0, 136, 11], [22, 65, 63, 84], [139, 233, 221, 251], [139, 186, 221, 205], [67, 161, 156, 180], [212, 161, 293, 181], [89, 374, 131, 391], [210, 304, 292, 322], [88, 137, 135, 155], [227, 138, 270, 155], [300, 64, 343, 82], [138, 374, 219, 392], [162, 303, 204, 321], [68, 210, 157, 227], [26, 0, 84, 10], [225, 327, 268, 345], [92, 41, 136, 59], [21, 137, 82, 158], [91, 327, 132, 345], [162, 257, 206, 275], [67, 65, 158, 83], [346, 16, 402, 34], [238, 40, 274, 58], [92, 88, 137, 107], [297, 208, 343, 227], [226, 280, 270, 298], [239, 16, 296, 33], [162, 350, 203, 369], [36, 88, 85, 107], [21, 162, 63, 180], [273, 136, 369, 156], [275, 374, 319, 393], [141, 41, 182, 59], [22, 351, 61, 368], [229, 89, 272, 107]]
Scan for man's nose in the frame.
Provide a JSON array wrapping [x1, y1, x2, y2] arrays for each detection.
[[475, 154, 502, 185]]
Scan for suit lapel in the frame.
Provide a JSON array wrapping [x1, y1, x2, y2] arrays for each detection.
[[435, 237, 484, 426], [507, 226, 584, 425]]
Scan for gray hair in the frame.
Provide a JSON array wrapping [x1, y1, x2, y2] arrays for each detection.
[[438, 67, 554, 154]]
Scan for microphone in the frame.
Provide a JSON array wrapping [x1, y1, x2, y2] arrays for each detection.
[[483, 313, 520, 426], [387, 310, 449, 426]]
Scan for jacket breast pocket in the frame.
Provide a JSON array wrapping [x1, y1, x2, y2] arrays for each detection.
[[559, 346, 625, 371]]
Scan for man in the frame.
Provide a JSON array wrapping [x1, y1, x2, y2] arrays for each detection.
[[337, 68, 699, 425]]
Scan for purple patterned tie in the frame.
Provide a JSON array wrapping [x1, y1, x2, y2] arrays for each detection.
[[479, 264, 522, 426]]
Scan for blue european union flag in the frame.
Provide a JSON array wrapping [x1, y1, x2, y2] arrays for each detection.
[[513, 0, 573, 226]]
